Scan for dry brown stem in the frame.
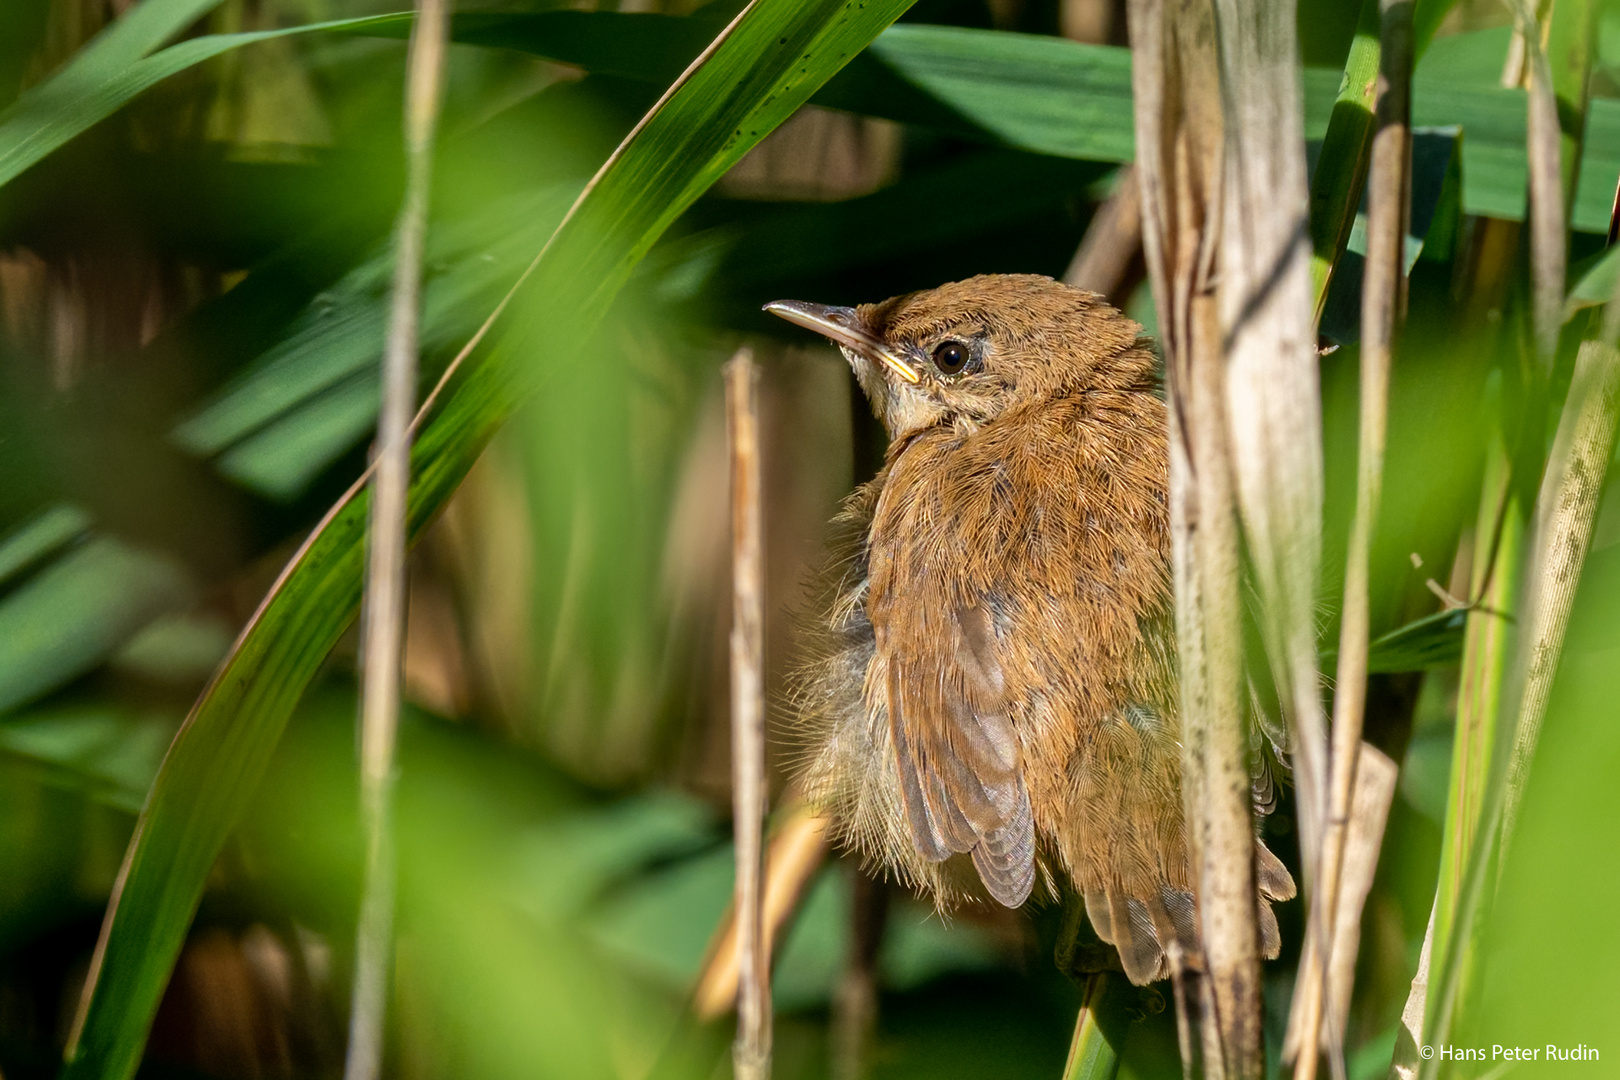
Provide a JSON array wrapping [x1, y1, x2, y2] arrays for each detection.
[[1512, 0, 1566, 370], [725, 348, 771, 1080], [1127, 0, 1257, 1075], [1285, 745, 1400, 1069], [1286, 3, 1409, 1077]]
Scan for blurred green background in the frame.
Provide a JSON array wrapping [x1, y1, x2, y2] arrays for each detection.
[[2, 0, 1619, 1078]]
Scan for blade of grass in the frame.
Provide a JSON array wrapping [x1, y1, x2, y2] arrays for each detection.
[[1421, 207, 1615, 1080], [1308, 0, 1381, 324], [61, 3, 918, 1077], [0, 538, 193, 714], [29, 0, 227, 79], [343, 1, 450, 1078], [1421, 331, 1620, 1080], [1431, 439, 1518, 982], [1061, 975, 1124, 1080]]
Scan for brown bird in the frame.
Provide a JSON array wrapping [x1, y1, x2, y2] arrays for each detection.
[[766, 274, 1294, 985]]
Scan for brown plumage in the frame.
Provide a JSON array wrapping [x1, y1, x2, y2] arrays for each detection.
[[767, 274, 1294, 986]]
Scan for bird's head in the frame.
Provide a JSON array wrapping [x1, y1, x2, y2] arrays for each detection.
[[765, 274, 1152, 443]]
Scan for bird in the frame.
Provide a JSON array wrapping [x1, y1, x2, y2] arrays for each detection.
[[765, 274, 1294, 986]]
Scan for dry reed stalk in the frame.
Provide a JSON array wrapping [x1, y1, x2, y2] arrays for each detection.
[[343, 3, 450, 1079], [693, 804, 830, 1020], [1495, 0, 1604, 869], [1284, 744, 1399, 1071], [725, 348, 771, 1080], [1286, 2, 1410, 1076], [1212, 1, 1324, 1076], [1211, 0, 1325, 885], [1126, 1, 1253, 1074], [1512, 0, 1566, 371], [1063, 166, 1143, 300]]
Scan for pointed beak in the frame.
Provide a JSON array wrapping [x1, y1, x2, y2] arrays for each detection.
[[762, 300, 920, 384]]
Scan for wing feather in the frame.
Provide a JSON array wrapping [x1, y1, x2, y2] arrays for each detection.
[[883, 599, 1036, 907]]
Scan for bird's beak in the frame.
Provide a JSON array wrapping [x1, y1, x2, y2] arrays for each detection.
[[762, 300, 921, 384]]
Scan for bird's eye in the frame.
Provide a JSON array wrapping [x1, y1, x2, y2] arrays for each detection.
[[932, 339, 972, 376]]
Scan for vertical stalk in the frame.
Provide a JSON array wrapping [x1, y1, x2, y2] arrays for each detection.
[[1213, 0, 1324, 1071], [725, 348, 771, 1080], [1289, 2, 1410, 1077], [343, 4, 450, 1080], [1407, 7, 1595, 1071], [1421, 16, 1608, 1055], [1499, 333, 1620, 858], [1125, 0, 1232, 1074], [1432, 445, 1518, 975], [1513, 0, 1566, 372]]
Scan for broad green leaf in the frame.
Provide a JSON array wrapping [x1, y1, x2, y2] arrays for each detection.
[[1574, 99, 1620, 234], [1319, 128, 1464, 343], [0, 537, 192, 714], [0, 504, 90, 588], [6, 1, 1615, 233], [1307, 0, 1380, 317], [404, 12, 1617, 234], [63, 2, 918, 1077]]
